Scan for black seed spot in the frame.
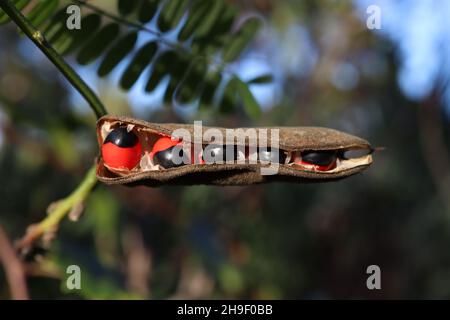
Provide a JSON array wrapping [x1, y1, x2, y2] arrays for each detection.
[[104, 127, 138, 148], [154, 145, 188, 168], [203, 145, 238, 164], [301, 150, 336, 166]]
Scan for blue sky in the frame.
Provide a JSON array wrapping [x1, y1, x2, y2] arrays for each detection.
[[355, 0, 450, 113]]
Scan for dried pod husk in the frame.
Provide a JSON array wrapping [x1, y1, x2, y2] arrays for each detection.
[[96, 115, 373, 186]]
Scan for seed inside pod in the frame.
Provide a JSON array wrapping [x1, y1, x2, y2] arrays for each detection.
[[97, 116, 375, 185], [151, 136, 189, 169], [101, 127, 142, 170], [294, 150, 337, 171], [202, 145, 239, 164]]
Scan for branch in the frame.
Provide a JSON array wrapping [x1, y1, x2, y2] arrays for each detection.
[[16, 164, 98, 252], [0, 0, 107, 118], [0, 225, 29, 300]]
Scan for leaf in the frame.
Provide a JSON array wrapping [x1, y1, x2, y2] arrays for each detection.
[[174, 58, 208, 105], [120, 41, 158, 90], [48, 13, 102, 55], [194, 0, 224, 38], [0, 0, 31, 25], [145, 51, 180, 93], [208, 4, 237, 38], [178, 0, 211, 41], [0, 0, 263, 116], [247, 74, 274, 84], [222, 17, 262, 62], [138, 0, 158, 23], [98, 32, 138, 77], [26, 0, 59, 28], [220, 77, 239, 114], [77, 23, 121, 65], [235, 77, 261, 119], [157, 0, 188, 32], [199, 72, 222, 110], [43, 7, 69, 41], [117, 0, 137, 16], [191, 4, 236, 56]]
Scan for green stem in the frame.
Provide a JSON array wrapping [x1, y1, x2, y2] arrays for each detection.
[[0, 0, 107, 118], [40, 165, 97, 231], [16, 164, 98, 250]]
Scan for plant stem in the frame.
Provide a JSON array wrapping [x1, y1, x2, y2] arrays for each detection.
[[0, 0, 107, 118], [16, 164, 98, 251]]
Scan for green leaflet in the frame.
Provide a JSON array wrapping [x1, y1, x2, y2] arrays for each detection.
[[26, 0, 59, 28], [120, 41, 158, 90], [222, 77, 261, 119], [174, 58, 208, 105], [98, 32, 138, 77], [194, 0, 224, 38], [235, 77, 261, 119], [138, 0, 158, 23], [178, 0, 211, 41], [157, 0, 188, 32], [43, 7, 69, 41], [117, 0, 137, 16], [247, 74, 274, 84], [77, 23, 121, 65], [145, 51, 180, 93], [0, 0, 30, 25], [191, 4, 236, 56], [221, 77, 239, 114], [55, 14, 102, 54], [222, 17, 262, 62]]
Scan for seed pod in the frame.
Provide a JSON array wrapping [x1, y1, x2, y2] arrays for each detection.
[[96, 116, 374, 186]]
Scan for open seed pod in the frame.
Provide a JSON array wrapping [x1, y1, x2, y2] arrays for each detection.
[[96, 115, 373, 186]]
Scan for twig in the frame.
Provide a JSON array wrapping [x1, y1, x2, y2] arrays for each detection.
[[15, 164, 98, 251], [0, 0, 107, 118], [0, 225, 29, 300]]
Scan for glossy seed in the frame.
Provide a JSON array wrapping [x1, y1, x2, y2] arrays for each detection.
[[300, 150, 336, 167], [153, 145, 189, 169], [104, 127, 138, 147], [203, 145, 239, 164]]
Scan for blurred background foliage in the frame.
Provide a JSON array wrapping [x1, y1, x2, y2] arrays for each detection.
[[1, 0, 450, 299]]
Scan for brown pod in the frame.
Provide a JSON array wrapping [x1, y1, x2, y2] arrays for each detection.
[[96, 115, 373, 186]]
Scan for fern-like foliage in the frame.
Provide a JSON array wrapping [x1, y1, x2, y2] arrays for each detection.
[[0, 0, 273, 118]]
